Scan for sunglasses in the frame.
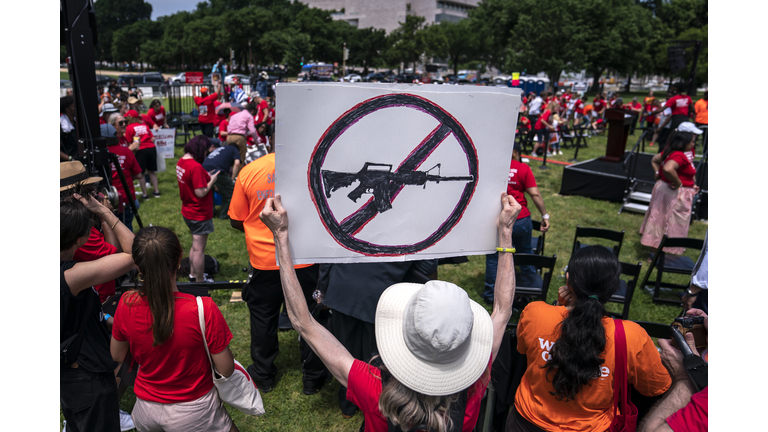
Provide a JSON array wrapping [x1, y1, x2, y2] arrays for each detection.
[[118, 121, 127, 126]]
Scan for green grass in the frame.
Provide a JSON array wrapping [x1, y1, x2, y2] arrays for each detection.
[[62, 124, 706, 432]]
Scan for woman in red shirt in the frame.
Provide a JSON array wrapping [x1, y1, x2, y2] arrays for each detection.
[[176, 136, 219, 282], [640, 123, 702, 254], [146, 99, 168, 129], [531, 102, 557, 157], [125, 109, 160, 199], [111, 226, 240, 432]]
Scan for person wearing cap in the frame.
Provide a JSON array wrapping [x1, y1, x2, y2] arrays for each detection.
[[202, 138, 241, 219], [508, 246, 671, 431], [100, 103, 118, 126], [146, 99, 168, 129], [256, 71, 269, 101], [194, 87, 220, 138], [127, 96, 141, 113], [259, 192, 522, 432], [640, 122, 703, 254], [60, 165, 136, 432], [125, 109, 160, 199], [226, 102, 259, 162], [252, 91, 270, 126]]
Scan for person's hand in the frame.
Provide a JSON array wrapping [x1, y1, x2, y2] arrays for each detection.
[[498, 192, 522, 233], [693, 185, 700, 194], [209, 169, 220, 182], [681, 292, 696, 311], [73, 193, 109, 217], [654, 173, 661, 181], [557, 285, 572, 307], [260, 194, 289, 236], [685, 308, 708, 330], [659, 332, 699, 383], [99, 194, 114, 213], [540, 218, 550, 232], [128, 141, 139, 152]]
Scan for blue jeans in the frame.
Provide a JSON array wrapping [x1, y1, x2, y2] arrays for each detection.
[[117, 199, 139, 232], [483, 216, 534, 301]]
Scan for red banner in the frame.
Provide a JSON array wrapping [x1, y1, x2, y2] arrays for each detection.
[[185, 72, 203, 84]]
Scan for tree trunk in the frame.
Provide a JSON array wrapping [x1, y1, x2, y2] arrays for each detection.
[[589, 68, 604, 93], [624, 74, 632, 93], [549, 70, 562, 92], [454, 55, 459, 79]]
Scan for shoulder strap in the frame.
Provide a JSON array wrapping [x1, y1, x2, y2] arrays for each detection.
[[196, 296, 217, 377], [612, 319, 629, 422]]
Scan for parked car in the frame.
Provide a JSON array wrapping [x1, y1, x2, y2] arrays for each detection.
[[394, 74, 420, 83], [60, 79, 72, 88], [343, 74, 362, 82], [117, 73, 164, 86], [94, 74, 112, 87], [224, 74, 250, 85], [364, 72, 389, 82], [171, 72, 186, 83]]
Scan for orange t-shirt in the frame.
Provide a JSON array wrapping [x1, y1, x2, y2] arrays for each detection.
[[514, 302, 671, 431], [583, 104, 594, 115], [228, 153, 311, 270], [694, 99, 708, 125]]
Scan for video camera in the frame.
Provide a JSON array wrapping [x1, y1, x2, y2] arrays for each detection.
[[670, 314, 707, 352]]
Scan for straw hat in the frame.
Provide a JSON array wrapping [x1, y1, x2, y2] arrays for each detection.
[[375, 280, 493, 396], [127, 96, 139, 104], [60, 161, 102, 192]]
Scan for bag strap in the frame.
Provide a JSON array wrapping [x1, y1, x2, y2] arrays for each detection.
[[612, 319, 629, 422], [196, 296, 217, 377]]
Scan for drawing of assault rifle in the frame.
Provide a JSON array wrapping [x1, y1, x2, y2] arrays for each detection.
[[321, 162, 474, 213]]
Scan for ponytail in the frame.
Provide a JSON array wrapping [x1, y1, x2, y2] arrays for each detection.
[[130, 226, 182, 346], [544, 246, 621, 401]]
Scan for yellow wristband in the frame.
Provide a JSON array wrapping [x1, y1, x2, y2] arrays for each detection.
[[496, 247, 516, 253]]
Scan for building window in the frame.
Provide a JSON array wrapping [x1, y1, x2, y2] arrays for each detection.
[[406, 3, 411, 12]]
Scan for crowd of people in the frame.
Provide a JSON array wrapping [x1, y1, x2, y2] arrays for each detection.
[[60, 75, 708, 432]]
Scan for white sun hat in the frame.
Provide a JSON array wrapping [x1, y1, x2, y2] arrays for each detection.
[[375, 280, 493, 396]]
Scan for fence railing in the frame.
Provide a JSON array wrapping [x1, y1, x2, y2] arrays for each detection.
[[167, 84, 253, 115]]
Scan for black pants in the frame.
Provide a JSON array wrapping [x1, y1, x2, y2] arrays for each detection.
[[201, 122, 215, 138], [330, 309, 379, 416], [241, 265, 326, 386], [60, 368, 120, 432]]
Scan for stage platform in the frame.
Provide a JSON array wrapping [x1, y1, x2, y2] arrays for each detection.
[[559, 151, 708, 218]]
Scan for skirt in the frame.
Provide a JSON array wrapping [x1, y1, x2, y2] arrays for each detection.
[[639, 180, 695, 255]]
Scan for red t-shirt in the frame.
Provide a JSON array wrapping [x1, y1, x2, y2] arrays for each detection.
[[213, 101, 223, 127], [194, 93, 219, 124], [268, 107, 275, 125], [255, 100, 269, 124], [508, 159, 536, 220], [660, 150, 696, 187], [665, 95, 693, 117], [346, 359, 492, 432], [534, 110, 552, 130], [108, 145, 142, 212], [73, 227, 117, 302], [99, 118, 107, 125], [666, 387, 708, 432], [125, 123, 155, 150], [141, 114, 156, 130], [176, 157, 213, 221], [593, 98, 605, 112], [564, 93, 572, 101], [112, 292, 233, 404], [629, 101, 642, 111], [147, 107, 166, 126], [574, 99, 585, 114], [218, 119, 229, 143], [519, 116, 531, 130]]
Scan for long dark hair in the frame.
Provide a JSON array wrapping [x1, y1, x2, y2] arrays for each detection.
[[129, 226, 182, 346], [545, 246, 621, 401], [661, 131, 694, 160], [184, 135, 211, 163]]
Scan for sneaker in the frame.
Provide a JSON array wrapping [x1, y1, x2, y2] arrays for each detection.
[[141, 195, 150, 200], [202, 275, 215, 283], [153, 191, 161, 198], [546, 152, 554, 157], [62, 420, 66, 432], [119, 409, 135, 432], [558, 150, 563, 155]]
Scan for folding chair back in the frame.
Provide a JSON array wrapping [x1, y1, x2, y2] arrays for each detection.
[[513, 253, 557, 302], [530, 220, 546, 256], [572, 225, 625, 258], [608, 261, 642, 320], [632, 321, 670, 340], [639, 235, 705, 306]]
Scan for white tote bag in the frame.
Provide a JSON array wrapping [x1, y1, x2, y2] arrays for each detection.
[[197, 297, 265, 416]]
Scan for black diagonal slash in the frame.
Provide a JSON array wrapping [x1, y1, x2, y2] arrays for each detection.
[[339, 124, 452, 235]]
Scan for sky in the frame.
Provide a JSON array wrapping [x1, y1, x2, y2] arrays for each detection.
[[147, 0, 198, 20]]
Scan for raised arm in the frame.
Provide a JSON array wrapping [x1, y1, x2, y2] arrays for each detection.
[[491, 192, 522, 362], [195, 171, 220, 198], [260, 195, 355, 387]]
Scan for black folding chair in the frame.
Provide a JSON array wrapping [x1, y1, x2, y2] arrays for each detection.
[[571, 225, 625, 258], [513, 253, 558, 303], [560, 124, 577, 149], [530, 220, 546, 256], [633, 320, 670, 340], [639, 235, 705, 306], [607, 261, 642, 320]]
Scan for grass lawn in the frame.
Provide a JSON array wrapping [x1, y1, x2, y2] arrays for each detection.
[[61, 110, 707, 431]]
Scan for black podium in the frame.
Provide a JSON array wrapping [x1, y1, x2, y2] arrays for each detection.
[[601, 108, 635, 162]]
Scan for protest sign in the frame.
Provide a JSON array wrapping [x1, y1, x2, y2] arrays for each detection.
[[155, 128, 176, 159], [186, 72, 203, 84], [275, 83, 521, 264]]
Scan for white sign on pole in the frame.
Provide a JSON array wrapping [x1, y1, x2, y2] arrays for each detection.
[[275, 83, 522, 264], [155, 128, 176, 159]]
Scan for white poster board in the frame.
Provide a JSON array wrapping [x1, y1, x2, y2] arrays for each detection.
[[275, 83, 521, 264], [155, 128, 176, 159]]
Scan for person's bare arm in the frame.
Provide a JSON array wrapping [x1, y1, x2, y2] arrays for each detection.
[[97, 196, 121, 252], [65, 254, 134, 296], [211, 346, 235, 378], [194, 171, 220, 198], [61, 150, 71, 161], [261, 195, 356, 388], [491, 193, 522, 362], [525, 186, 549, 232], [232, 159, 242, 179], [662, 160, 682, 189], [110, 337, 129, 363], [651, 153, 664, 175]]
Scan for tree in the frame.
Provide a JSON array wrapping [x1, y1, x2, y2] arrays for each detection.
[[111, 19, 162, 66], [387, 15, 427, 72], [347, 27, 389, 75], [423, 20, 479, 78], [468, 0, 520, 72], [504, 0, 583, 88], [94, 0, 152, 62]]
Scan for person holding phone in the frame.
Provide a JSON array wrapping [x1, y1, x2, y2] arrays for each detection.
[[176, 136, 219, 282]]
